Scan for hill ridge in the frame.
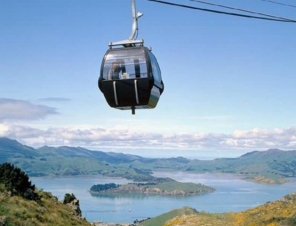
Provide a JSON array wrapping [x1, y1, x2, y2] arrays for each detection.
[[1, 137, 296, 184]]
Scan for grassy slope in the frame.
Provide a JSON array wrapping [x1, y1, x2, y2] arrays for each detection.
[[0, 184, 91, 226], [160, 193, 296, 226], [146, 181, 215, 194], [140, 206, 198, 226]]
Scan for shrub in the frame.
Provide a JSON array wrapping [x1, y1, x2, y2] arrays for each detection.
[[63, 193, 76, 204], [0, 162, 38, 200]]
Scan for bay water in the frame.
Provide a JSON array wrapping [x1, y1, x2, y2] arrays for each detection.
[[31, 172, 296, 224]]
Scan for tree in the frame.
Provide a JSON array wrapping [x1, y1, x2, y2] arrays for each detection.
[[0, 162, 38, 200], [90, 183, 118, 192]]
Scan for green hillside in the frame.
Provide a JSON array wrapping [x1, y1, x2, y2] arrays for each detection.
[[0, 138, 152, 179], [0, 186, 91, 226], [150, 193, 296, 226], [139, 206, 198, 226], [0, 137, 40, 161], [0, 162, 91, 226], [1, 137, 296, 184]]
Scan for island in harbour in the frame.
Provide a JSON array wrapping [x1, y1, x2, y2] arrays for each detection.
[[89, 177, 215, 196]]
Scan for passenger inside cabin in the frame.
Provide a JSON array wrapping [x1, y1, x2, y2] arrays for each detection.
[[108, 62, 121, 80]]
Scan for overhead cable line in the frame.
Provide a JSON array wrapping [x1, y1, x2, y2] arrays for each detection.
[[189, 0, 296, 22], [261, 0, 296, 8], [148, 0, 296, 23]]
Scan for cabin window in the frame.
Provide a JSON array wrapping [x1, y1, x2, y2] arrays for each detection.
[[103, 48, 148, 80], [147, 51, 162, 84]]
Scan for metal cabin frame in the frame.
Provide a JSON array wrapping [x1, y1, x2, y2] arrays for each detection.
[[109, 0, 144, 48]]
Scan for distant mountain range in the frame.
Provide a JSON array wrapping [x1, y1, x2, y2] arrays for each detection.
[[1, 137, 296, 184]]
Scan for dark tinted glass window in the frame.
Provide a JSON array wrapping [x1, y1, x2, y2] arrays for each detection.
[[103, 48, 148, 80], [147, 51, 162, 84]]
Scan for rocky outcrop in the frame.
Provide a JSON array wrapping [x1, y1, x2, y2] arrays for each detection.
[[66, 199, 82, 217]]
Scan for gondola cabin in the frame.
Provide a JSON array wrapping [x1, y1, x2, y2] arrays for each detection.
[[98, 44, 164, 114]]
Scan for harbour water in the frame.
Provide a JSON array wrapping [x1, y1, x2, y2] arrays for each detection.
[[31, 172, 296, 224]]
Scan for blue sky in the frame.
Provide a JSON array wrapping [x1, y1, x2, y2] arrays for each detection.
[[1, 0, 296, 159]]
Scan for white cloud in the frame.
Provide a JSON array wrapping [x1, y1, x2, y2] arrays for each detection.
[[0, 123, 44, 138], [2, 123, 296, 151], [0, 98, 58, 121], [38, 97, 71, 102]]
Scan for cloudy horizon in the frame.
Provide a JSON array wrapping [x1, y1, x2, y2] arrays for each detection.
[[1, 98, 296, 159]]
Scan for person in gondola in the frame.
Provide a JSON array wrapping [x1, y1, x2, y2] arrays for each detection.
[[108, 62, 121, 80]]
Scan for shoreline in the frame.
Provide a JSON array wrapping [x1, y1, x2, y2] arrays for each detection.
[[152, 171, 295, 185], [92, 222, 130, 226]]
